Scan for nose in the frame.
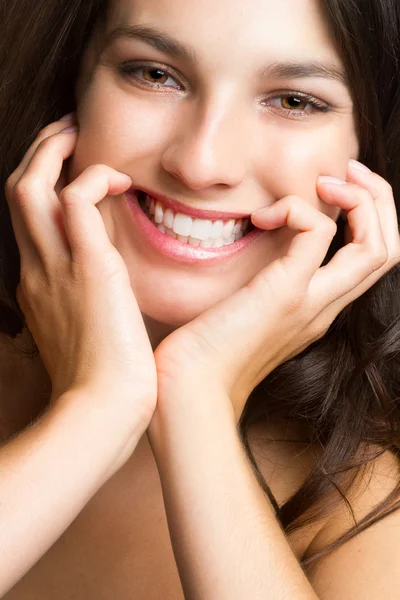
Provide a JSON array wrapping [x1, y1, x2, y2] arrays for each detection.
[[161, 98, 250, 191]]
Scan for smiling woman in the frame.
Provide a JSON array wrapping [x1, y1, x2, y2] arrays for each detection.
[[0, 0, 400, 599]]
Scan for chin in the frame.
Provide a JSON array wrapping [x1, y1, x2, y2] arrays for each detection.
[[135, 284, 228, 328]]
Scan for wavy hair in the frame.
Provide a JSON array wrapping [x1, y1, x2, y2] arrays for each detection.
[[0, 0, 399, 569]]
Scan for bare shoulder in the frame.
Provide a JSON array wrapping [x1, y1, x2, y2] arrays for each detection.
[[303, 447, 400, 598], [246, 416, 400, 587], [306, 446, 400, 555], [246, 417, 325, 558], [246, 416, 320, 506]]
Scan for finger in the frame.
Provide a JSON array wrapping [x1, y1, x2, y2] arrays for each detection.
[[10, 114, 77, 184], [8, 128, 79, 266], [5, 178, 40, 267], [250, 195, 337, 286], [346, 160, 400, 263], [311, 178, 388, 308], [59, 164, 132, 261], [4, 115, 77, 266]]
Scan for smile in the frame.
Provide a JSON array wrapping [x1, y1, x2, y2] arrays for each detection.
[[137, 190, 254, 248], [125, 189, 264, 265]]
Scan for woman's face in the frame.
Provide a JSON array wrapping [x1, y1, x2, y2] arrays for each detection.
[[69, 0, 358, 345]]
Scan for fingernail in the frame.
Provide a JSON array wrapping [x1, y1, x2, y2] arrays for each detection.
[[60, 124, 78, 133], [318, 176, 347, 185], [348, 159, 371, 173], [60, 112, 76, 121]]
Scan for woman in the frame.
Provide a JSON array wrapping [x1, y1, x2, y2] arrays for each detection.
[[0, 0, 400, 597]]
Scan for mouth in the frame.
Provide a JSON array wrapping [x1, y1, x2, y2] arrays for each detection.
[[136, 189, 256, 248]]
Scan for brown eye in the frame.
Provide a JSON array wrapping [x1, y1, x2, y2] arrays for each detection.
[[281, 96, 308, 110], [142, 68, 170, 84], [120, 63, 183, 89]]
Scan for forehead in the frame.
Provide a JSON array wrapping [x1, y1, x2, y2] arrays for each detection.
[[105, 0, 341, 66]]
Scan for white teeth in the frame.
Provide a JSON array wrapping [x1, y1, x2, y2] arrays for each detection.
[[155, 200, 164, 224], [173, 213, 193, 237], [189, 218, 213, 240], [223, 233, 236, 245], [211, 220, 224, 239], [142, 193, 251, 247], [165, 227, 177, 239], [233, 219, 242, 234], [163, 207, 175, 229], [177, 234, 189, 243], [155, 222, 245, 247], [188, 237, 202, 246], [222, 219, 235, 240]]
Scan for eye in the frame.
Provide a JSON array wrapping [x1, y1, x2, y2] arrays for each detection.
[[281, 96, 309, 110], [118, 61, 183, 90], [262, 92, 330, 116]]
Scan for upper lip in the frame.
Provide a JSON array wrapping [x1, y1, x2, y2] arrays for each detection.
[[132, 187, 252, 221]]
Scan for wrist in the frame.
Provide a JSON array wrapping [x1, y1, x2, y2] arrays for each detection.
[[48, 387, 147, 478], [148, 382, 237, 457]]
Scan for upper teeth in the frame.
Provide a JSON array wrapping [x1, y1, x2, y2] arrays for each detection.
[[144, 194, 249, 241]]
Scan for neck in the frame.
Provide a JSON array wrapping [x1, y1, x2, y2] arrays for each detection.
[[141, 312, 177, 351]]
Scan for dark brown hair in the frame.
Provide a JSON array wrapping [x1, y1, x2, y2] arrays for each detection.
[[1, 0, 400, 569]]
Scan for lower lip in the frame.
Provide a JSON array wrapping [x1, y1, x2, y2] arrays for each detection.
[[125, 191, 265, 264]]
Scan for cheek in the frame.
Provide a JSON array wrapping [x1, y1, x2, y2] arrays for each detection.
[[70, 82, 177, 179], [256, 122, 359, 218]]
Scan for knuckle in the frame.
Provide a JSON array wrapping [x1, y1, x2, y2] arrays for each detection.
[[5, 174, 17, 198], [36, 122, 57, 141], [321, 217, 337, 237], [366, 244, 388, 271], [281, 292, 306, 318], [85, 163, 108, 178], [13, 180, 33, 208], [19, 269, 38, 300], [311, 317, 331, 342], [72, 249, 125, 283], [373, 174, 393, 198], [59, 186, 81, 207], [36, 134, 57, 152], [364, 186, 379, 203], [285, 194, 303, 205], [94, 249, 126, 276], [374, 247, 389, 268], [13, 176, 43, 205]]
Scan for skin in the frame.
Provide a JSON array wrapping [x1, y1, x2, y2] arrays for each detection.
[[3, 0, 400, 594], [68, 0, 359, 350]]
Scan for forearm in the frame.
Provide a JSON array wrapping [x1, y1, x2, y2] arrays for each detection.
[[148, 389, 319, 600], [0, 388, 143, 596]]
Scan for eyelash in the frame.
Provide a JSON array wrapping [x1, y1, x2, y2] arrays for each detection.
[[118, 61, 331, 117]]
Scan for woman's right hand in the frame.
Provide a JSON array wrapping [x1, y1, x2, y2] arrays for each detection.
[[4, 114, 157, 435]]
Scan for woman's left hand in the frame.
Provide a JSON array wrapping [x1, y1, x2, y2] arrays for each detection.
[[153, 161, 400, 419]]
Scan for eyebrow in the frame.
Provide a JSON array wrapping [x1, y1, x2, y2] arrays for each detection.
[[102, 24, 349, 88]]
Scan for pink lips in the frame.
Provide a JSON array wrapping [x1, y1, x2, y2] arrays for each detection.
[[133, 187, 251, 221], [125, 190, 265, 265]]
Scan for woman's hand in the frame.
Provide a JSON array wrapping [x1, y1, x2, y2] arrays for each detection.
[[4, 114, 157, 434], [153, 161, 400, 419]]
